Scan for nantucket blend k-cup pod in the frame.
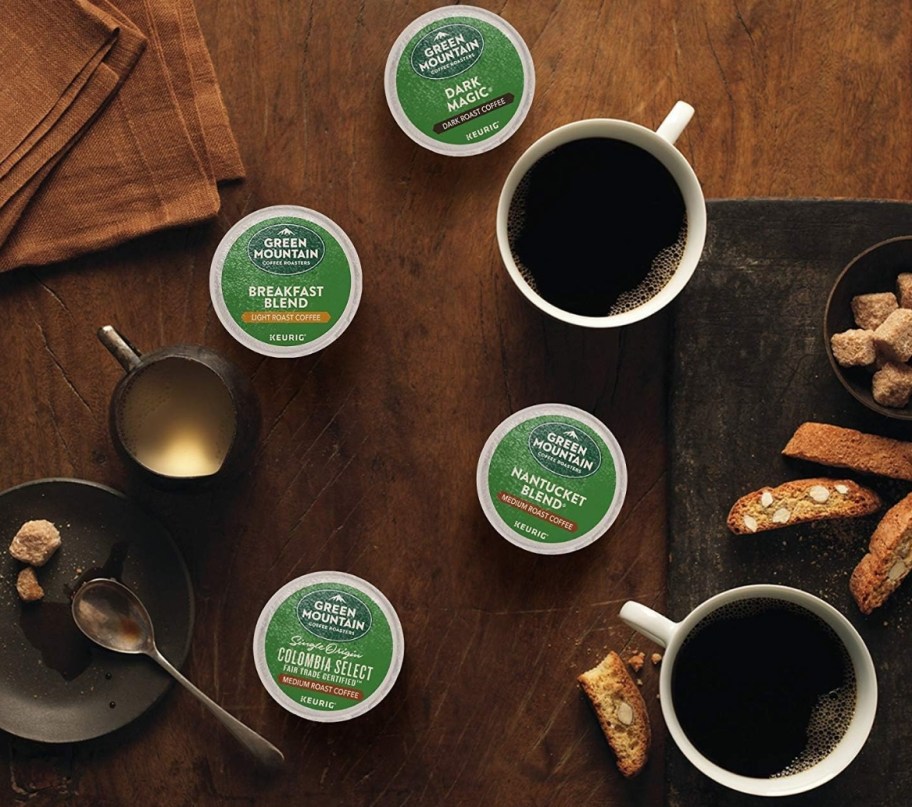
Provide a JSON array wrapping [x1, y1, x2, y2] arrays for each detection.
[[476, 404, 627, 554], [385, 5, 535, 156], [210, 205, 362, 358], [253, 572, 404, 722]]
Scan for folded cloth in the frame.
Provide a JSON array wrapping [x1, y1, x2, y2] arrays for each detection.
[[0, 0, 243, 271]]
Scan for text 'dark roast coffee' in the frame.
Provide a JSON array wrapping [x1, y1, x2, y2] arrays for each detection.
[[671, 599, 856, 779], [507, 137, 686, 317]]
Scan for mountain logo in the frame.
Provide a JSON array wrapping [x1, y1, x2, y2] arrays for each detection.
[[527, 422, 602, 479], [246, 222, 325, 275], [410, 23, 484, 80], [295, 588, 373, 642]]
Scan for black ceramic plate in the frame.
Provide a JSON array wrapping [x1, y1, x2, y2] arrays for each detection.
[[0, 479, 193, 742]]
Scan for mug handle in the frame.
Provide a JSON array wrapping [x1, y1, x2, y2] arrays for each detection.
[[98, 325, 142, 372], [655, 101, 695, 146], [620, 601, 679, 647]]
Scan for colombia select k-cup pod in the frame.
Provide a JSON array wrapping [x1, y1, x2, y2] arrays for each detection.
[[253, 571, 404, 722], [210, 205, 362, 358], [384, 5, 535, 156], [476, 404, 627, 554]]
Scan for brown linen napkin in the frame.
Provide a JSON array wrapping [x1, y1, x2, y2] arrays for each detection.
[[0, 1, 146, 242], [0, 0, 244, 272]]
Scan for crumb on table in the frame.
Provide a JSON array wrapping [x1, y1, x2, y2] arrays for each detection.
[[626, 651, 646, 672]]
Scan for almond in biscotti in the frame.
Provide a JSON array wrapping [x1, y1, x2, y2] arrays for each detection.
[[726, 478, 881, 535]]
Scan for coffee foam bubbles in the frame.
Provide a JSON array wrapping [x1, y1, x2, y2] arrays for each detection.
[[507, 173, 539, 294], [606, 219, 685, 315], [772, 685, 856, 777], [507, 172, 686, 314]]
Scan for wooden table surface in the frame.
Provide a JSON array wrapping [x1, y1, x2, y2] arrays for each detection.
[[1, 2, 909, 805]]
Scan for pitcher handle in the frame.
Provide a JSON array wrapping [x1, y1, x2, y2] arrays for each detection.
[[98, 325, 142, 373]]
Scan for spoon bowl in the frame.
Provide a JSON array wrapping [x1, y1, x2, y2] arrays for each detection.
[[72, 578, 154, 654]]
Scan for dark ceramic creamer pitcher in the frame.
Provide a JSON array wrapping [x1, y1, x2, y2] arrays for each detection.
[[98, 325, 259, 488]]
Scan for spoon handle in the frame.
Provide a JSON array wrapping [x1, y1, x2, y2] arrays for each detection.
[[149, 648, 285, 769]]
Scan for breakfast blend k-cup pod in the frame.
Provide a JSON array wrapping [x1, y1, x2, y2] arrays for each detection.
[[253, 572, 404, 722], [210, 205, 362, 358], [384, 5, 535, 156], [477, 404, 627, 554]]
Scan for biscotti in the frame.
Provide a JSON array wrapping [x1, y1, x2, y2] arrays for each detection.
[[578, 650, 650, 777], [782, 422, 912, 482], [850, 492, 912, 614], [727, 478, 881, 534]]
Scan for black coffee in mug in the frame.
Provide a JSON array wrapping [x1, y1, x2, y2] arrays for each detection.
[[671, 599, 856, 778], [507, 138, 686, 317]]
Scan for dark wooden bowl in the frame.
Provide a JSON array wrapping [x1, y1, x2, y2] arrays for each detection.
[[824, 236, 912, 420]]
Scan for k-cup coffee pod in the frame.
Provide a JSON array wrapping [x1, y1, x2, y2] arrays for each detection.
[[253, 572, 404, 722], [384, 5, 535, 156], [210, 205, 362, 358], [476, 404, 627, 554]]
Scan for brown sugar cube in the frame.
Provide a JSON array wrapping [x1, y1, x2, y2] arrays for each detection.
[[898, 274, 912, 309], [874, 309, 912, 362], [9, 520, 61, 566], [852, 292, 898, 330], [872, 362, 912, 408], [830, 329, 876, 367], [16, 567, 44, 602]]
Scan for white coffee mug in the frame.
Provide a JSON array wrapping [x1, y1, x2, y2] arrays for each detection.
[[496, 101, 706, 328], [620, 585, 877, 797]]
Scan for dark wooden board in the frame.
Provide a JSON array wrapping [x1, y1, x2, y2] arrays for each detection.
[[669, 199, 912, 806]]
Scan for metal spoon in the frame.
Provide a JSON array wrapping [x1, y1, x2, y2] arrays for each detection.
[[72, 578, 284, 769]]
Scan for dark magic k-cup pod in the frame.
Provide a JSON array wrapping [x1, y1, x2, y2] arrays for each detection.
[[385, 5, 535, 156]]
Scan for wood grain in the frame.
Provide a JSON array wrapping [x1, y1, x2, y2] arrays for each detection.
[[0, 2, 909, 805]]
